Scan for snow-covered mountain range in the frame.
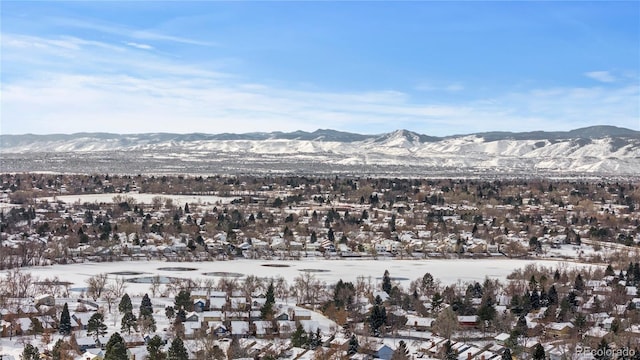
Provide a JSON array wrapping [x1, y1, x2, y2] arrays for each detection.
[[2, 126, 639, 176]]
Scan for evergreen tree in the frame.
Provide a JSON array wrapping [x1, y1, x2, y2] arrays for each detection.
[[29, 318, 43, 335], [605, 264, 615, 277], [442, 340, 458, 360], [307, 328, 322, 349], [328, 227, 335, 242], [104, 332, 128, 360], [369, 301, 387, 336], [515, 315, 527, 337], [574, 274, 585, 291], [594, 339, 611, 360], [139, 293, 156, 333], [557, 297, 571, 321], [118, 293, 133, 314], [348, 334, 359, 355], [140, 293, 153, 316], [610, 318, 620, 333], [314, 328, 322, 348], [567, 291, 579, 309], [121, 311, 138, 335], [502, 348, 512, 360], [530, 290, 540, 310], [478, 295, 496, 328], [413, 289, 419, 300], [59, 302, 71, 336], [432, 292, 444, 311], [471, 282, 484, 298], [382, 270, 392, 294], [548, 285, 558, 306], [510, 294, 523, 315], [175, 308, 186, 323], [392, 340, 410, 360], [261, 282, 276, 320], [422, 273, 435, 294], [174, 290, 192, 311], [291, 323, 308, 348], [574, 313, 587, 334], [51, 339, 70, 360], [333, 279, 356, 309], [532, 343, 546, 360], [147, 335, 165, 360], [340, 234, 348, 244], [87, 312, 107, 340], [522, 290, 532, 313], [167, 337, 189, 360], [21, 343, 40, 360], [540, 287, 549, 307], [389, 214, 397, 232], [165, 306, 175, 319]]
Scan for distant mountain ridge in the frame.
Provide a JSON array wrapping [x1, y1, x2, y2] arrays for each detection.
[[2, 125, 639, 146], [1, 125, 639, 176], [467, 125, 640, 142]]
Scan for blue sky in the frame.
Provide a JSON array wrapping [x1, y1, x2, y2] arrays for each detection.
[[1, 1, 638, 136]]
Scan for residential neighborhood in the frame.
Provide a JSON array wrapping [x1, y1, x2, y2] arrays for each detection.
[[1, 174, 639, 359]]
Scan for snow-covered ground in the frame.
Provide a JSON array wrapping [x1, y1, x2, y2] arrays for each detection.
[[3, 130, 640, 175], [35, 193, 239, 205], [9, 258, 597, 296], [0, 258, 600, 359]]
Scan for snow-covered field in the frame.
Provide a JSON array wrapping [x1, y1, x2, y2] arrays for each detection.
[[3, 130, 639, 175], [0, 258, 600, 359], [12, 258, 597, 295], [36, 193, 239, 205]]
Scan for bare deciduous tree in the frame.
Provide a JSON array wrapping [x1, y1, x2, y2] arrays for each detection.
[[242, 275, 263, 299], [3, 269, 34, 298], [86, 273, 109, 301], [273, 276, 289, 300], [102, 287, 116, 314], [150, 275, 162, 298], [432, 307, 458, 340], [110, 276, 128, 299], [217, 277, 238, 297], [293, 272, 324, 305]]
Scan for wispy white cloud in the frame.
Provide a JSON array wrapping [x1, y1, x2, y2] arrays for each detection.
[[4, 70, 637, 135], [125, 42, 154, 50], [3, 34, 125, 53], [585, 70, 616, 83], [2, 33, 638, 136], [1, 33, 226, 79], [415, 81, 464, 93], [445, 84, 465, 92], [50, 17, 215, 47]]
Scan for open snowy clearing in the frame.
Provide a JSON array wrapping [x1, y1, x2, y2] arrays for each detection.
[[12, 258, 598, 295], [1, 258, 600, 359], [36, 193, 239, 205]]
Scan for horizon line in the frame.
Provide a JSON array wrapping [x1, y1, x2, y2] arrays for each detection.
[[1, 124, 638, 138]]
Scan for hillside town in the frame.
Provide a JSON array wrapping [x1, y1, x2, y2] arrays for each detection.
[[1, 174, 640, 359]]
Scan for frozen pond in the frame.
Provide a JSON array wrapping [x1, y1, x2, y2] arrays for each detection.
[[36, 193, 239, 205], [11, 258, 597, 295]]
